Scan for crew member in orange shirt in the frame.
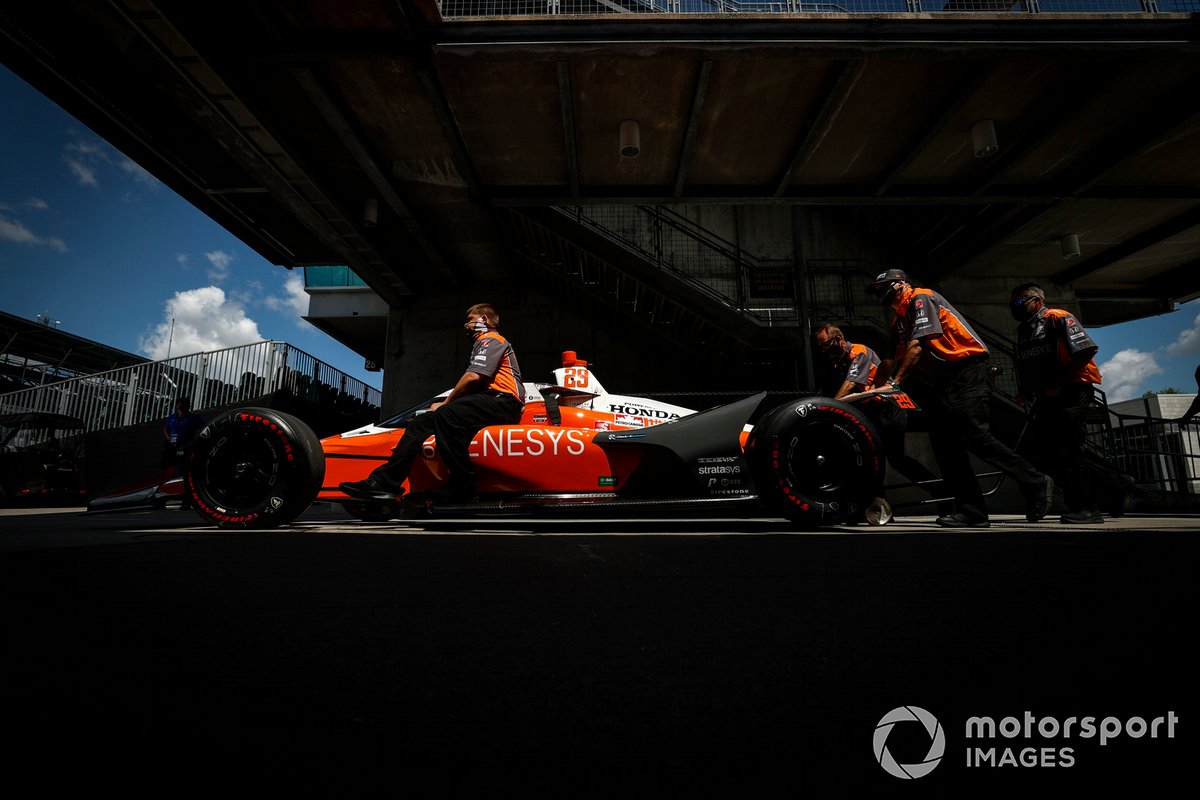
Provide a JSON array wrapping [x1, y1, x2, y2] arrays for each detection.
[[868, 269, 1051, 528], [1010, 282, 1109, 524], [814, 323, 939, 497], [341, 303, 525, 503]]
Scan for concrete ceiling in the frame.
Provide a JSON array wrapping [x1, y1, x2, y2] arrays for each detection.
[[3, 1, 1199, 342]]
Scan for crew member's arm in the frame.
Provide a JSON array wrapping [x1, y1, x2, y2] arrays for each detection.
[[832, 379, 858, 400], [1043, 346, 1098, 396], [887, 338, 925, 389]]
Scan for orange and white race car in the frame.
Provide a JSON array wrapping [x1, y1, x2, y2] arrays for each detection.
[[183, 351, 891, 528]]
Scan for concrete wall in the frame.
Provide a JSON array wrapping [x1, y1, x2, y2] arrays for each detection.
[[378, 283, 718, 414]]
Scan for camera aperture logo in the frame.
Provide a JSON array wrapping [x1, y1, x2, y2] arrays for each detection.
[[874, 706, 946, 779]]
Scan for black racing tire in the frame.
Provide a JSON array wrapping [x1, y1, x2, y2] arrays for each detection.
[[746, 396, 885, 527], [186, 407, 325, 529]]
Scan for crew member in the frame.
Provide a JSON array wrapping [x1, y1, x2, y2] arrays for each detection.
[[814, 323, 939, 497], [162, 397, 205, 509], [341, 303, 525, 503], [1010, 283, 1107, 524], [868, 269, 1051, 528]]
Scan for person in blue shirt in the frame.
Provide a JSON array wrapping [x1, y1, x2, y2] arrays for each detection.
[[163, 397, 205, 507]]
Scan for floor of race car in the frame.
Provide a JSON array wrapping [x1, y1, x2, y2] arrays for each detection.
[[2, 504, 1197, 792]]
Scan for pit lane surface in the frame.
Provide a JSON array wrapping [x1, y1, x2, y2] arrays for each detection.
[[2, 505, 1197, 793]]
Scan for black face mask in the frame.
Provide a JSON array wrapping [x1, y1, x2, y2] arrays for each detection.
[[1010, 297, 1038, 322]]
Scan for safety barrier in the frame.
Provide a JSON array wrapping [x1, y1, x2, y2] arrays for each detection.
[[0, 341, 381, 434]]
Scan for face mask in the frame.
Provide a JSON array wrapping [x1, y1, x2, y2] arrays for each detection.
[[879, 282, 902, 306], [1010, 297, 1038, 322]]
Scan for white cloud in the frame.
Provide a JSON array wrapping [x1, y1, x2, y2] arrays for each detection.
[[0, 214, 68, 253], [264, 273, 310, 324], [1099, 348, 1164, 402], [176, 253, 189, 268], [204, 250, 234, 283], [65, 158, 98, 187], [26, 197, 48, 210], [139, 286, 264, 360], [1166, 308, 1200, 357], [119, 157, 158, 187]]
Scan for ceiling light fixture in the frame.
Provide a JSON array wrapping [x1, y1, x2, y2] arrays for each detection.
[[619, 119, 640, 158], [1060, 233, 1081, 259], [971, 119, 999, 158]]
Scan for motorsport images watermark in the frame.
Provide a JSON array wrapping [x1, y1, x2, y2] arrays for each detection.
[[874, 707, 1180, 778]]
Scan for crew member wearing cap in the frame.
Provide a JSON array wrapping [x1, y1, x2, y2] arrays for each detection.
[[867, 269, 1051, 528], [814, 323, 939, 498], [340, 303, 525, 504], [1010, 282, 1110, 524]]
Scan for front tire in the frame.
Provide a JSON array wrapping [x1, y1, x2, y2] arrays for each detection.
[[186, 407, 325, 529], [746, 397, 885, 526]]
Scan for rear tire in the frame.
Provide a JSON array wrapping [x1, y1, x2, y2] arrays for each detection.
[[186, 407, 325, 529], [746, 397, 885, 526]]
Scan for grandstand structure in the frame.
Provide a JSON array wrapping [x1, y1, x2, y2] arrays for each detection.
[[0, 310, 148, 396]]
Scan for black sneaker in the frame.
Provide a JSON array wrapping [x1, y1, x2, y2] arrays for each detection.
[[1060, 509, 1104, 525], [339, 477, 404, 502], [1022, 475, 1053, 523], [936, 512, 990, 529]]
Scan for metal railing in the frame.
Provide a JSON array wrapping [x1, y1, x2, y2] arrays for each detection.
[[0, 341, 382, 434], [1098, 395, 1200, 495], [437, 0, 1197, 17]]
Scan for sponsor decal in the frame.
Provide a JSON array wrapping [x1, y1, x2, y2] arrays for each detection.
[[698, 465, 742, 475], [698, 456, 739, 464], [598, 476, 618, 487], [472, 427, 587, 458], [607, 432, 647, 441], [594, 420, 611, 431], [608, 404, 681, 420], [794, 403, 816, 418], [614, 413, 646, 428]]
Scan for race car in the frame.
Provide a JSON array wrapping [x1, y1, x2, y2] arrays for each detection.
[[183, 351, 892, 528]]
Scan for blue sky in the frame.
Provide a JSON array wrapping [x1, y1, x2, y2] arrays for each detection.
[[2, 63, 1198, 403], [0, 65, 380, 391]]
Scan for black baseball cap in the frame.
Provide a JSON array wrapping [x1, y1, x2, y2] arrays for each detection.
[[867, 269, 909, 296]]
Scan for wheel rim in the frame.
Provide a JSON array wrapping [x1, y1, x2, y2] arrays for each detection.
[[198, 428, 283, 510], [785, 421, 863, 497]]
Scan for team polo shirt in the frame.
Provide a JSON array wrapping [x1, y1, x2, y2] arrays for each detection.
[[468, 330, 524, 403], [893, 288, 989, 364], [1015, 307, 1102, 393], [840, 342, 881, 387]]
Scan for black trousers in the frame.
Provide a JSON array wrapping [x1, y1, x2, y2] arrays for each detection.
[[929, 358, 1043, 517], [862, 401, 939, 490], [371, 392, 523, 491], [1024, 383, 1094, 512]]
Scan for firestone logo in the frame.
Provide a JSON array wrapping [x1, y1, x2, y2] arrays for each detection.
[[874, 706, 946, 779]]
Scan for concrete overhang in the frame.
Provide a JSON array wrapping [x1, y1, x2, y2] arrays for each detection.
[[3, 2, 1199, 356]]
